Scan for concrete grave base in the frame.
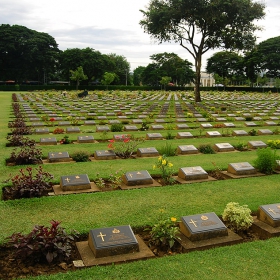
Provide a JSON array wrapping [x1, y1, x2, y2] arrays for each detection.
[[120, 179, 161, 190], [177, 229, 243, 253], [251, 217, 280, 240], [76, 235, 154, 267], [174, 176, 216, 184], [42, 159, 75, 164], [221, 171, 265, 179], [52, 182, 100, 195]]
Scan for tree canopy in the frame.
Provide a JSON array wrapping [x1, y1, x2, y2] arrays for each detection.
[[140, 0, 265, 101], [0, 24, 60, 83]]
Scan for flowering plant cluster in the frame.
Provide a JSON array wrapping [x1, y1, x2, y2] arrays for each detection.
[[267, 139, 280, 149], [108, 135, 145, 159], [153, 155, 175, 184], [149, 209, 180, 249]]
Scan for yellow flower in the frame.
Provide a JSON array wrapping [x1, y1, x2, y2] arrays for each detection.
[[158, 156, 162, 161], [168, 163, 173, 168], [153, 165, 156, 170], [171, 217, 177, 222], [162, 159, 167, 165]]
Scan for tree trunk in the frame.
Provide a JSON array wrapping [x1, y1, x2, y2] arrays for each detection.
[[194, 54, 202, 102]]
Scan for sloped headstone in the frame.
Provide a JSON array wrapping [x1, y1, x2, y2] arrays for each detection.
[[60, 174, 91, 191], [180, 212, 228, 241], [137, 147, 159, 157], [257, 203, 280, 228], [94, 150, 116, 160], [40, 137, 57, 145], [48, 151, 71, 162], [77, 135, 94, 143], [227, 162, 256, 175], [178, 166, 208, 180], [122, 170, 153, 186], [88, 225, 139, 258], [177, 145, 198, 155]]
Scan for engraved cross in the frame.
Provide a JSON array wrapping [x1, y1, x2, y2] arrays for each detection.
[[189, 219, 198, 228], [97, 232, 106, 242]]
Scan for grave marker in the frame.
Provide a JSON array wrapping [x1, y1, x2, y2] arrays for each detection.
[[137, 147, 159, 157], [40, 137, 57, 145], [213, 143, 234, 152], [122, 170, 153, 186], [257, 203, 280, 227], [180, 212, 228, 241], [146, 133, 163, 140], [60, 174, 91, 191], [176, 132, 193, 139], [77, 135, 95, 143], [248, 140, 267, 149], [227, 162, 256, 175], [178, 166, 208, 180], [177, 145, 198, 155], [88, 225, 139, 258], [48, 152, 71, 162], [94, 150, 116, 160]]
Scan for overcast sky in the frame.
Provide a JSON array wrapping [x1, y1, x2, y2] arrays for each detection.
[[1, 0, 279, 71]]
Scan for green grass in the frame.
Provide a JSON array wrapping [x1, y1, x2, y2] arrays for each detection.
[[1, 91, 280, 279]]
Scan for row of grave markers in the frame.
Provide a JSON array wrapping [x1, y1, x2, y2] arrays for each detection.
[[50, 161, 279, 196], [75, 201, 280, 267]]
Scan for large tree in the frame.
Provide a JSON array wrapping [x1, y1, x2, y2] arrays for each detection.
[[206, 51, 245, 85], [140, 0, 265, 101], [0, 24, 59, 83], [244, 36, 280, 81]]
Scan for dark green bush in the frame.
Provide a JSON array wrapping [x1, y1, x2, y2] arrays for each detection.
[[111, 123, 124, 132], [71, 151, 90, 162], [198, 144, 215, 154], [253, 148, 277, 174]]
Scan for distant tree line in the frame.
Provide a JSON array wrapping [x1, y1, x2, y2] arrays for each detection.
[[0, 24, 279, 89]]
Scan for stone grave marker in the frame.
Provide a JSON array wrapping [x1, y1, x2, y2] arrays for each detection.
[[88, 225, 139, 258], [206, 131, 221, 137], [264, 121, 277, 126], [137, 147, 159, 157], [31, 122, 45, 127], [178, 166, 208, 180], [66, 127, 80, 133], [227, 162, 256, 175], [94, 150, 116, 160], [257, 203, 280, 227], [48, 152, 71, 162], [258, 129, 273, 135], [132, 119, 143, 124], [232, 130, 248, 136], [223, 123, 235, 128], [197, 118, 207, 122], [122, 170, 153, 186], [35, 128, 49, 134], [40, 137, 57, 145], [109, 120, 121, 124], [248, 140, 267, 149], [96, 126, 110, 132], [124, 125, 138, 131], [60, 174, 91, 191], [180, 212, 228, 241], [146, 133, 163, 140], [77, 135, 95, 143], [177, 145, 198, 155], [245, 122, 257, 127], [234, 117, 245, 121], [213, 143, 234, 152], [151, 124, 164, 130], [176, 132, 193, 139], [84, 120, 96, 125], [200, 123, 213, 129], [176, 124, 189, 129]]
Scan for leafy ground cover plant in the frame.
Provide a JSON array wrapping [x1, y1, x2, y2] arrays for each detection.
[[148, 209, 180, 249], [8, 143, 43, 165], [158, 142, 176, 156], [3, 166, 54, 199], [253, 147, 277, 174], [53, 127, 65, 134], [71, 151, 90, 162], [6, 220, 79, 263], [198, 144, 215, 154], [233, 141, 248, 151], [60, 135, 71, 144], [267, 139, 280, 149], [108, 135, 145, 158], [110, 123, 124, 132], [222, 202, 253, 232], [6, 134, 35, 147]]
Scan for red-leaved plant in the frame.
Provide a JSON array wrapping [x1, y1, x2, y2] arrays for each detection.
[[5, 166, 53, 199], [7, 220, 79, 263], [108, 134, 145, 158]]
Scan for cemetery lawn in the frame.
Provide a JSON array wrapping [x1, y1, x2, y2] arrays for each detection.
[[1, 91, 280, 279]]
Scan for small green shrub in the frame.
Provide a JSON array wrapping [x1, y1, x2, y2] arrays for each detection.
[[158, 142, 176, 156], [198, 144, 215, 154], [111, 123, 124, 132], [71, 151, 90, 162], [222, 202, 253, 232], [148, 211, 180, 249], [253, 147, 277, 174], [233, 142, 248, 151], [248, 129, 257, 136], [267, 140, 280, 149]]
